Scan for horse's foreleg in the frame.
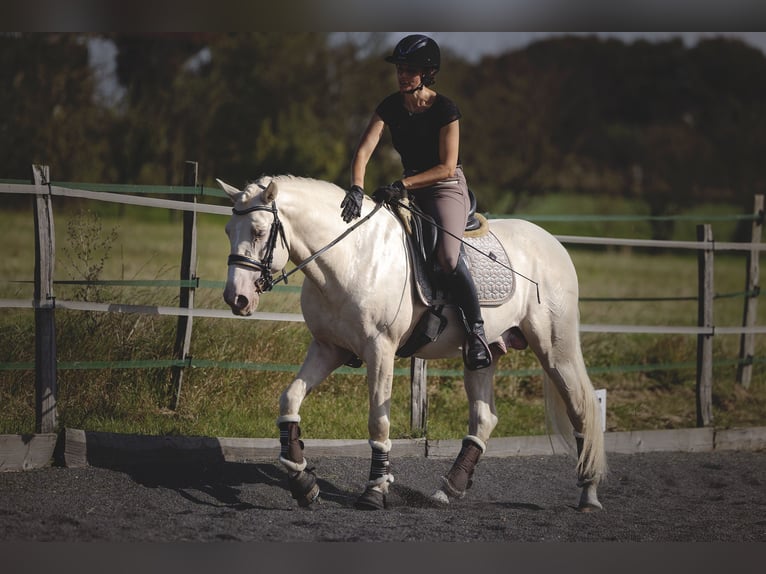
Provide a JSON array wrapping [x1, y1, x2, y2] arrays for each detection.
[[276, 415, 319, 507], [277, 340, 346, 507], [354, 357, 396, 510], [431, 362, 498, 504], [354, 438, 394, 510]]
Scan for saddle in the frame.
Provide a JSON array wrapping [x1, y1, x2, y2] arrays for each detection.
[[393, 190, 515, 357]]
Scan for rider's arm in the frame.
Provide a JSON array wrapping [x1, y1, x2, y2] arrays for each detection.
[[351, 113, 385, 189], [400, 119, 460, 191]]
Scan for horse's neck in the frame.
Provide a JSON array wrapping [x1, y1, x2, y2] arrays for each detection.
[[278, 182, 401, 289], [278, 184, 346, 260]]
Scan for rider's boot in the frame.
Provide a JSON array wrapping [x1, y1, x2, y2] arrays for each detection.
[[447, 255, 492, 370]]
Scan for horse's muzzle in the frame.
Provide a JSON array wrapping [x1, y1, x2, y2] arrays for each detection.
[[223, 289, 259, 316]]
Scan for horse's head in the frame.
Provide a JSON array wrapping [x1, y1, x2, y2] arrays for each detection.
[[218, 177, 289, 316]]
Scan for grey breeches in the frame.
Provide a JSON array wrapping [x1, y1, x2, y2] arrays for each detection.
[[408, 166, 470, 273]]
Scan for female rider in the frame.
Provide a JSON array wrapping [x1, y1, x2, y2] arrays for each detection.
[[340, 34, 491, 370]]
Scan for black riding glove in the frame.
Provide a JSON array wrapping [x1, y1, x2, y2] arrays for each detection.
[[372, 180, 407, 204], [340, 185, 364, 223]]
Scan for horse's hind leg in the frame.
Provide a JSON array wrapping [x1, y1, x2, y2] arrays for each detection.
[[431, 360, 499, 504], [277, 339, 346, 507], [532, 327, 607, 511]]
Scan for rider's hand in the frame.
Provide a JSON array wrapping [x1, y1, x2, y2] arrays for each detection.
[[340, 185, 364, 223], [372, 180, 406, 204]]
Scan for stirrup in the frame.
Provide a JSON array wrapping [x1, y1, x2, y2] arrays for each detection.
[[463, 332, 492, 370]]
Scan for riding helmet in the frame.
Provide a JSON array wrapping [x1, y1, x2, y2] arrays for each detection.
[[385, 34, 441, 70]]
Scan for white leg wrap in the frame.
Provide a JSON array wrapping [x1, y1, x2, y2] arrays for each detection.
[[276, 414, 301, 425], [279, 455, 307, 473], [367, 474, 395, 487], [368, 439, 392, 452], [464, 434, 487, 453]]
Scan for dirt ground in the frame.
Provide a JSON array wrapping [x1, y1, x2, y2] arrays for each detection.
[[1, 450, 765, 543]]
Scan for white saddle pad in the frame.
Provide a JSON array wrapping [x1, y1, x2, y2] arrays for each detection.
[[464, 231, 514, 306]]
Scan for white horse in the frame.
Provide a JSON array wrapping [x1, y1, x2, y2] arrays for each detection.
[[218, 174, 606, 511]]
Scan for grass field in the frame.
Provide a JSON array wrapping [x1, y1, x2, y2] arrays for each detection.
[[1, 193, 765, 439]]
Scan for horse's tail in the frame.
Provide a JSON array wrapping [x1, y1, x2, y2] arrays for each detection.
[[542, 359, 607, 485]]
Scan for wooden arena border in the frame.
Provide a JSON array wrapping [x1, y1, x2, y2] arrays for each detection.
[[2, 427, 765, 472]]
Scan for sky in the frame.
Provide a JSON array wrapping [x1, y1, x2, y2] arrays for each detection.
[[407, 32, 766, 62]]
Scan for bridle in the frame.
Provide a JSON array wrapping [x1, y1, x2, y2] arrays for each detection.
[[227, 198, 384, 293], [227, 202, 288, 293]]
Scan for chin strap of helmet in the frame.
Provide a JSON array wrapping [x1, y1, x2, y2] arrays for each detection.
[[403, 83, 424, 94], [415, 69, 438, 92], [403, 69, 436, 95]]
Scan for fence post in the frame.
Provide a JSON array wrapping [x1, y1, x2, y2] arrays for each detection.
[[736, 194, 763, 389], [32, 164, 58, 433], [410, 357, 428, 435], [696, 224, 714, 427], [171, 161, 199, 409]]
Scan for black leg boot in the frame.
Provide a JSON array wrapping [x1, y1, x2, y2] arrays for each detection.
[[447, 256, 492, 370], [278, 420, 320, 507]]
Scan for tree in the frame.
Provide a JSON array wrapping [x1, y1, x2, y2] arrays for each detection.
[[0, 33, 112, 184], [108, 33, 211, 185], [193, 33, 355, 186]]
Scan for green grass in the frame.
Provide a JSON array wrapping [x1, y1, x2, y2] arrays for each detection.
[[1, 196, 765, 439]]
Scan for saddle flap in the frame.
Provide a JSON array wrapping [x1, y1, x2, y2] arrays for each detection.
[[396, 307, 447, 357]]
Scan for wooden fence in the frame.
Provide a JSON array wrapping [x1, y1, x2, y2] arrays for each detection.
[[1, 163, 765, 435]]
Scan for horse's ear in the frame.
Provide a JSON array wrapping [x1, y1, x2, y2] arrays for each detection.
[[216, 179, 242, 202], [263, 180, 279, 204]]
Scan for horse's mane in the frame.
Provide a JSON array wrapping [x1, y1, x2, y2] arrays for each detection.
[[242, 174, 345, 204]]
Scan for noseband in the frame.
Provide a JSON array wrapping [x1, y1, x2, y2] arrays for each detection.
[[227, 202, 288, 293]]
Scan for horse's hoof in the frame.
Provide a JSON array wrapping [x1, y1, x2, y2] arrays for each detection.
[[439, 475, 469, 500], [577, 483, 603, 512], [430, 489, 450, 505], [288, 470, 321, 508], [354, 487, 385, 510], [577, 502, 603, 513]]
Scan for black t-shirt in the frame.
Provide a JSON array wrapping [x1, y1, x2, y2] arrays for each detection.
[[376, 92, 462, 173]]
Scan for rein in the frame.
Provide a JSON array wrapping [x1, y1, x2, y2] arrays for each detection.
[[393, 199, 542, 304], [228, 200, 384, 292]]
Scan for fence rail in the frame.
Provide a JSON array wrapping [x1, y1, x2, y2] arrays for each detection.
[[1, 164, 763, 434], [4, 297, 766, 335]]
